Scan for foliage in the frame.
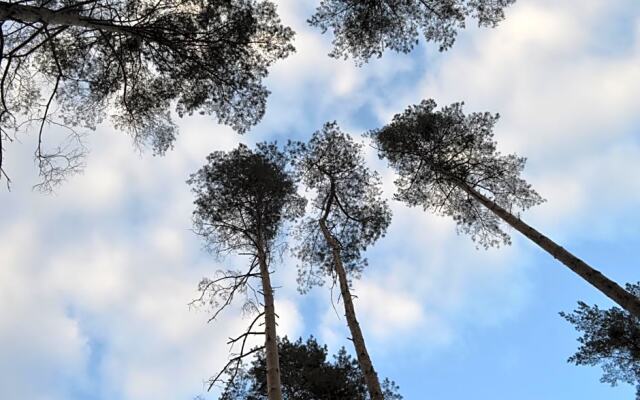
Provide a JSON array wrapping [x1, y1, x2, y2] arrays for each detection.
[[561, 283, 640, 398], [0, 0, 294, 189], [288, 122, 391, 292], [219, 336, 403, 400], [308, 0, 515, 62], [187, 143, 304, 389], [189, 142, 304, 257], [369, 99, 544, 248]]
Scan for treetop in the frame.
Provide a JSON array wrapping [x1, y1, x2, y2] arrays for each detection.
[[370, 99, 544, 248]]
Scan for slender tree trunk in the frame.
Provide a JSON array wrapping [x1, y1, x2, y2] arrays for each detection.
[[319, 219, 385, 400], [459, 181, 640, 318], [0, 2, 140, 35], [256, 250, 283, 400]]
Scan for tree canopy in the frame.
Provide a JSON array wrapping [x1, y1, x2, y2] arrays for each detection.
[[561, 283, 640, 399], [369, 99, 543, 248], [308, 0, 515, 62], [368, 99, 640, 320], [0, 0, 294, 189], [219, 336, 403, 400], [289, 122, 392, 291], [189, 142, 304, 257]]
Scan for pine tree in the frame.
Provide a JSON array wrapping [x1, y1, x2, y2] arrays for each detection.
[[188, 143, 305, 400], [220, 336, 403, 400], [561, 283, 640, 398], [370, 99, 640, 318], [289, 123, 392, 400]]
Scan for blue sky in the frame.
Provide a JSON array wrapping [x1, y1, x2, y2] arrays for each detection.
[[1, 0, 640, 399]]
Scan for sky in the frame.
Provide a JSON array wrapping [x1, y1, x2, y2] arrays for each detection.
[[1, 0, 640, 399]]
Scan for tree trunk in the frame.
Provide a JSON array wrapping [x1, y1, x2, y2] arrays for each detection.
[[0, 2, 140, 35], [459, 181, 640, 319], [319, 220, 385, 400], [257, 251, 283, 400]]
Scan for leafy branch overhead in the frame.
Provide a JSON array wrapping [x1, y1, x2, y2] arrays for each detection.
[[308, 0, 515, 62], [0, 0, 294, 189]]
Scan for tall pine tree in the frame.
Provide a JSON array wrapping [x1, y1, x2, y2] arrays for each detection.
[[189, 143, 304, 400], [370, 99, 640, 318], [289, 123, 392, 400]]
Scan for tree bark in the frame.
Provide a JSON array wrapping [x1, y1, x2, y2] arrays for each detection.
[[257, 250, 283, 400], [459, 181, 640, 319], [0, 2, 140, 35], [319, 219, 385, 400]]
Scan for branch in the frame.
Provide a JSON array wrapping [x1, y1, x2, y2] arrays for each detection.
[[206, 345, 264, 392], [207, 310, 267, 392]]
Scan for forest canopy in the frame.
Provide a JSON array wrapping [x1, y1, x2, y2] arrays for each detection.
[[308, 0, 516, 61], [0, 0, 294, 189]]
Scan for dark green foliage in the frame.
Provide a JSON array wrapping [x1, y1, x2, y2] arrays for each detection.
[[219, 336, 403, 400], [370, 99, 544, 248], [189, 143, 304, 256], [561, 283, 640, 398], [0, 0, 294, 189], [288, 122, 391, 292], [308, 0, 515, 62]]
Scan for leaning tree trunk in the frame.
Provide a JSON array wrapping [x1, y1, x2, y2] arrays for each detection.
[[256, 249, 283, 400], [459, 181, 640, 319], [319, 220, 385, 400], [0, 1, 143, 35]]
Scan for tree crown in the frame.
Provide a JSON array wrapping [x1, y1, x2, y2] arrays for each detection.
[[288, 122, 391, 292], [308, 0, 515, 62], [0, 0, 294, 189], [369, 99, 544, 248], [220, 336, 403, 400], [188, 142, 304, 256], [561, 283, 640, 399]]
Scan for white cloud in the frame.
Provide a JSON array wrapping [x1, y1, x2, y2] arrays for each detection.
[[317, 277, 427, 344], [275, 298, 304, 339], [0, 214, 304, 400], [0, 222, 89, 400], [351, 280, 426, 338], [414, 0, 640, 157], [0, 113, 300, 400]]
